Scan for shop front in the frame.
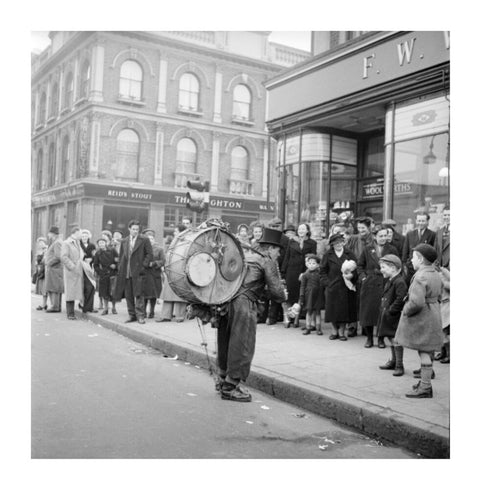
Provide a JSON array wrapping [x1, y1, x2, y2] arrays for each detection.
[[32, 181, 275, 246], [265, 31, 450, 240]]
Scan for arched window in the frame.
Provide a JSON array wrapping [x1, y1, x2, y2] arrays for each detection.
[[119, 60, 143, 100], [60, 136, 70, 184], [231, 146, 249, 180], [50, 82, 59, 118], [116, 129, 140, 181], [179, 73, 200, 111], [176, 138, 197, 174], [233, 84, 251, 120], [79, 60, 90, 99], [48, 142, 56, 187], [39, 92, 46, 124], [36, 149, 44, 190], [64, 72, 73, 109]]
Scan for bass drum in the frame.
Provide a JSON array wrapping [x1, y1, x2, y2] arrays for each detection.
[[164, 226, 246, 305]]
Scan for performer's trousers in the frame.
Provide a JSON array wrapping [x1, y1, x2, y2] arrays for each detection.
[[217, 295, 257, 383], [125, 278, 145, 319]]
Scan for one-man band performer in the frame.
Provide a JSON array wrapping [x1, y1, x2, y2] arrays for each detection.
[[216, 227, 287, 402]]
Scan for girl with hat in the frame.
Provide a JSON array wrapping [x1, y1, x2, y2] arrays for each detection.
[[93, 237, 118, 315], [377, 254, 408, 376], [394, 244, 443, 398], [319, 233, 357, 340], [236, 223, 250, 246], [357, 225, 399, 349]]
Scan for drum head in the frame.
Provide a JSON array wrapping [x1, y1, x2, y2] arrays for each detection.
[[186, 252, 216, 287]]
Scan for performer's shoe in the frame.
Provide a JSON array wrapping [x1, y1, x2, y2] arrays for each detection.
[[302, 328, 311, 335], [155, 318, 170, 322], [265, 318, 276, 325], [101, 309, 108, 315], [379, 359, 396, 370], [111, 308, 117, 314], [138, 318, 146, 324], [36, 305, 47, 311], [440, 357, 450, 364], [364, 338, 373, 348], [67, 315, 77, 320], [413, 369, 435, 379], [347, 329, 357, 337], [221, 383, 252, 402], [338, 335, 347, 341], [215, 376, 226, 392], [377, 337, 386, 348], [125, 316, 137, 323], [329, 334, 339, 340], [316, 329, 323, 335], [148, 312, 155, 319]]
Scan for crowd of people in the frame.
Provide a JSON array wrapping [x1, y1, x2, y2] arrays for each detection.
[[33, 207, 450, 399]]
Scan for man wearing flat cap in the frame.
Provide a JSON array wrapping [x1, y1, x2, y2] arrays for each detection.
[[44, 226, 64, 312], [216, 227, 287, 402]]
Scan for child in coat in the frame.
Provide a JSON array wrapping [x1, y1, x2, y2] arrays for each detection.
[[299, 254, 323, 335], [377, 254, 408, 376]]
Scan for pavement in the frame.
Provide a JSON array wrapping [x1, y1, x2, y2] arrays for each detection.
[[32, 294, 450, 458]]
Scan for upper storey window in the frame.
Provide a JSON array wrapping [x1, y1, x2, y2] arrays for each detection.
[[179, 73, 200, 111], [119, 60, 143, 101]]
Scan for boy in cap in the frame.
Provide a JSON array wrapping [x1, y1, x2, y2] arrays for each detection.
[[377, 254, 408, 376], [394, 244, 443, 398], [299, 254, 323, 335]]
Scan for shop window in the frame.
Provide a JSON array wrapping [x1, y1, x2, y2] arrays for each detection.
[[50, 82, 59, 118], [47, 142, 56, 187], [60, 136, 70, 184], [330, 163, 357, 219], [393, 132, 449, 234], [179, 73, 200, 111], [116, 128, 140, 181], [79, 60, 90, 99], [281, 163, 300, 227], [64, 72, 73, 109], [233, 84, 251, 120], [39, 92, 46, 124], [36, 149, 43, 190], [119, 60, 143, 101]]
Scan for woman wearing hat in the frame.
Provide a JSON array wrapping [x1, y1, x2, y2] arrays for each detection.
[[357, 225, 399, 348], [236, 223, 250, 246], [395, 244, 443, 398], [319, 233, 357, 340], [281, 223, 317, 327]]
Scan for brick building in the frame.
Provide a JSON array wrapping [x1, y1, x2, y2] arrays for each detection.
[[31, 31, 310, 244]]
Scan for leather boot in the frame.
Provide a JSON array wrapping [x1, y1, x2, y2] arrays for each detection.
[[379, 359, 395, 370], [392, 345, 404, 376], [405, 383, 433, 398], [377, 336, 386, 349]]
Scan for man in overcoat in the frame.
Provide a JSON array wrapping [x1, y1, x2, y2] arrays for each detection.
[[44, 226, 64, 312], [61, 224, 84, 320], [114, 220, 153, 324], [402, 212, 436, 283], [217, 228, 287, 402]]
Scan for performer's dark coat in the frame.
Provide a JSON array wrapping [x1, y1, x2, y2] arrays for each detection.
[[357, 242, 399, 327], [217, 247, 287, 383]]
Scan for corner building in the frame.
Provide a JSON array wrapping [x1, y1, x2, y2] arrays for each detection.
[[31, 31, 309, 243], [265, 31, 450, 240]]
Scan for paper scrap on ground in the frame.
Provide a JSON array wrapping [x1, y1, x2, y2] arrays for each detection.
[[184, 362, 190, 365], [186, 393, 198, 397], [44, 333, 50, 336], [291, 412, 307, 418], [88, 334, 98, 337], [245, 421, 254, 424], [318, 445, 328, 450], [260, 405, 270, 410]]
